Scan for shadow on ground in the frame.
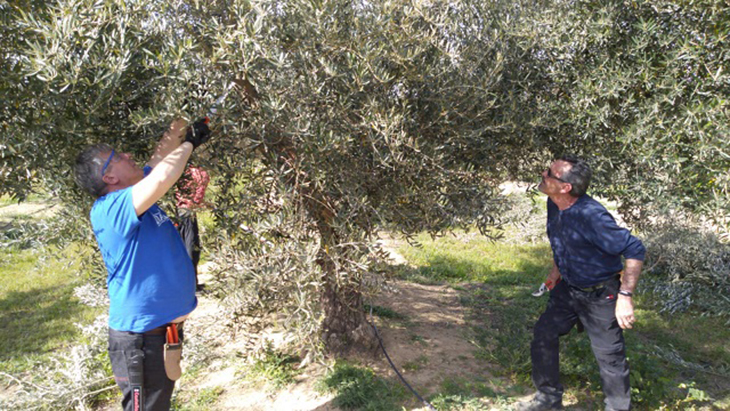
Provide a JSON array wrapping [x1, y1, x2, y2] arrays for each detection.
[[0, 286, 87, 362]]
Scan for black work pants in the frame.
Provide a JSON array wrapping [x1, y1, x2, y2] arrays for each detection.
[[530, 278, 630, 410], [177, 208, 200, 286], [108, 327, 184, 411]]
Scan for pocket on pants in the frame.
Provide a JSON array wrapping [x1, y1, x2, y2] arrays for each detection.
[[595, 281, 620, 304], [108, 330, 144, 389], [109, 349, 130, 388]]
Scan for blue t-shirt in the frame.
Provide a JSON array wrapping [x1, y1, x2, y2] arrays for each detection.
[[91, 177, 197, 333], [547, 195, 645, 288]]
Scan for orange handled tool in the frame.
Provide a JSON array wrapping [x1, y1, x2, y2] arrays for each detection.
[[166, 323, 179, 344]]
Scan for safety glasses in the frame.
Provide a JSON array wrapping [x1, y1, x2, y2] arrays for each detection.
[[101, 149, 116, 176]]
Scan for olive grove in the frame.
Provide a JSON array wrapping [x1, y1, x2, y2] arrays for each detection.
[[2, 0, 728, 357]]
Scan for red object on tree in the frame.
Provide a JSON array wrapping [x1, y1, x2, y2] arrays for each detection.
[[176, 166, 209, 210]]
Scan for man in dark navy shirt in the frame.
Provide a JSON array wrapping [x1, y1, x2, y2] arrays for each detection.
[[515, 156, 645, 411]]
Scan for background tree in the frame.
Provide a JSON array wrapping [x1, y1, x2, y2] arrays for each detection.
[[1, 0, 52, 200], [506, 0, 730, 228]]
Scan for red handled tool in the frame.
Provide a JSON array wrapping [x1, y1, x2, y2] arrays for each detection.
[[166, 323, 179, 344]]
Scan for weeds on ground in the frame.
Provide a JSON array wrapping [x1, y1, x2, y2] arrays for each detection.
[[429, 376, 511, 410], [316, 360, 407, 410], [429, 376, 505, 410], [402, 355, 429, 371], [240, 343, 301, 390], [409, 334, 427, 346], [363, 304, 407, 320], [171, 386, 224, 411]]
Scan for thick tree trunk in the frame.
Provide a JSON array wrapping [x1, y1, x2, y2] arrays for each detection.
[[318, 256, 379, 355], [310, 199, 378, 355]]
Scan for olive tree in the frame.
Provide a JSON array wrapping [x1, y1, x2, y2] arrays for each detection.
[[9, 0, 541, 353], [4, 0, 729, 353], [506, 0, 730, 229]]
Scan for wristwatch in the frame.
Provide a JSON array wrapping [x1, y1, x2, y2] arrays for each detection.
[[618, 290, 633, 297]]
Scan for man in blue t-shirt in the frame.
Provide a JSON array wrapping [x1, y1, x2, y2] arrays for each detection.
[[74, 119, 211, 411], [515, 156, 645, 411]]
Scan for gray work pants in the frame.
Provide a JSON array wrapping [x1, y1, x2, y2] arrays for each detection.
[[530, 278, 630, 410]]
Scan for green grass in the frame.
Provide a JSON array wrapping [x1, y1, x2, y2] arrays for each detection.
[[429, 377, 507, 410], [171, 386, 224, 411], [0, 194, 13, 207], [240, 345, 301, 390], [0, 192, 53, 210], [0, 193, 44, 206], [0, 244, 104, 374], [397, 231, 552, 286], [316, 360, 408, 410], [396, 232, 730, 410]]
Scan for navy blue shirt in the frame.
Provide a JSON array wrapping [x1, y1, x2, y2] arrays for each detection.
[[547, 195, 645, 288]]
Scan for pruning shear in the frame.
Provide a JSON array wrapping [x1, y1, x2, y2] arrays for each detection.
[[202, 81, 235, 125], [183, 82, 234, 143]]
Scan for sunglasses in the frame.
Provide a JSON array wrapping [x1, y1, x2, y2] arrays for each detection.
[[546, 167, 569, 183]]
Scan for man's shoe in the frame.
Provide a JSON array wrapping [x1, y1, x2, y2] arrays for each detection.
[[513, 395, 563, 411]]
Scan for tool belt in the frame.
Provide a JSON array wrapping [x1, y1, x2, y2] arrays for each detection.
[[143, 322, 184, 381], [568, 274, 620, 293]]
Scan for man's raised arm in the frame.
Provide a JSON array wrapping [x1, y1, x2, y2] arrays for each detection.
[[132, 118, 212, 216], [147, 119, 187, 169], [133, 142, 193, 216]]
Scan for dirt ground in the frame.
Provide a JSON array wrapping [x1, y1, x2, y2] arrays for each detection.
[[368, 281, 497, 400], [135, 257, 504, 411], [0, 201, 59, 226]]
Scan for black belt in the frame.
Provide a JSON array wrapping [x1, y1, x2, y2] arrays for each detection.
[[568, 275, 619, 292], [143, 322, 184, 336]]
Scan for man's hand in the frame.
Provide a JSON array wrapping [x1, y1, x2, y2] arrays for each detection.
[[616, 258, 642, 329], [185, 119, 212, 149], [546, 262, 562, 288], [533, 263, 563, 297], [616, 295, 636, 329], [169, 119, 188, 139]]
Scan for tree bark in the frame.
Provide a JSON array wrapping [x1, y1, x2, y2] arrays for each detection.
[[305, 194, 379, 355], [319, 260, 378, 355]]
